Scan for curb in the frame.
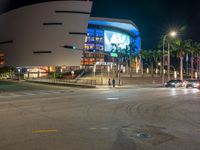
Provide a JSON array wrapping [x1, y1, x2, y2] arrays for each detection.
[[26, 80, 96, 88]]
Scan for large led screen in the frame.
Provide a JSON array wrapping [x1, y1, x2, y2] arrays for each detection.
[[104, 30, 130, 53]]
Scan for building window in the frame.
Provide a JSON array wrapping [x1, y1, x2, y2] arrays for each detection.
[[0, 40, 13, 45], [69, 32, 87, 35], [43, 23, 62, 25], [55, 10, 90, 15], [33, 51, 52, 54]]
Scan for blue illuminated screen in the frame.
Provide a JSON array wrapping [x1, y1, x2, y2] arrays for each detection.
[[104, 30, 130, 52]]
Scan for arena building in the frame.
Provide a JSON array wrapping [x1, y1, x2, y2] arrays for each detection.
[[0, 0, 141, 78]]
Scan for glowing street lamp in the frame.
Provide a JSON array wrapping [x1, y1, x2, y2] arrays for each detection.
[[170, 31, 177, 37], [162, 30, 177, 85]]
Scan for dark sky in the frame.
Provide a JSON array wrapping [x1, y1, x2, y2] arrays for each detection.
[[0, 0, 200, 49]]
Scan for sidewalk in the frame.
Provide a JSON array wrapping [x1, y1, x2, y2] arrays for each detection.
[[96, 83, 162, 89]]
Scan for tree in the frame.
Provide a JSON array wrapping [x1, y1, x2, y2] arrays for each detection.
[[188, 41, 200, 79], [196, 43, 200, 78], [152, 50, 163, 76], [140, 50, 151, 77], [147, 50, 155, 77], [128, 38, 139, 77], [172, 39, 191, 80]]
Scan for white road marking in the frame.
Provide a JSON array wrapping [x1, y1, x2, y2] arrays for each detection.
[[106, 98, 120, 100], [100, 127, 109, 130], [22, 92, 35, 96], [88, 127, 109, 130]]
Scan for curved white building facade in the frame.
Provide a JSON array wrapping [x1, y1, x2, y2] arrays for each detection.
[[0, 0, 141, 70], [0, 1, 92, 67]]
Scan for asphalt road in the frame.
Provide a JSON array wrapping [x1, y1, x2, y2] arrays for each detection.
[[0, 81, 200, 150]]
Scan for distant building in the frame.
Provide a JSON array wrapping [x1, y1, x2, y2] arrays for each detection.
[[0, 0, 141, 77], [82, 17, 141, 66]]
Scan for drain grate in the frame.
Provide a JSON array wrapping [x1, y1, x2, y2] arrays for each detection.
[[136, 132, 151, 139]]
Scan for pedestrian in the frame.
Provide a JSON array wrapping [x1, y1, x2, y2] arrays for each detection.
[[108, 78, 111, 87], [112, 78, 115, 88]]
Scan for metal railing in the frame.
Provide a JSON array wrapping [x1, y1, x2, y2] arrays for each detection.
[[27, 78, 97, 86]]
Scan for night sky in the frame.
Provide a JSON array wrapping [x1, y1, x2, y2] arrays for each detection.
[[0, 0, 200, 49]]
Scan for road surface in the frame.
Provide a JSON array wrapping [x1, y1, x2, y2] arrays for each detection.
[[0, 81, 200, 150]]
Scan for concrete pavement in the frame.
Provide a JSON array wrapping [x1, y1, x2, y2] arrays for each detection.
[[0, 81, 200, 150]]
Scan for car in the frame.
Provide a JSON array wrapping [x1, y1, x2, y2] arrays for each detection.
[[184, 80, 200, 88], [164, 80, 183, 88]]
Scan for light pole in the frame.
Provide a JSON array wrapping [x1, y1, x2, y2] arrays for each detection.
[[162, 35, 167, 85], [93, 64, 96, 79], [71, 70, 74, 79], [167, 42, 170, 81], [162, 31, 177, 85], [27, 69, 30, 79], [18, 68, 21, 80]]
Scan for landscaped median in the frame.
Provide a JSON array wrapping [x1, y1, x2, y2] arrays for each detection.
[[26, 79, 96, 88]]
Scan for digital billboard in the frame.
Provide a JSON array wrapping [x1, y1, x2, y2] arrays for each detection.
[[104, 30, 130, 53]]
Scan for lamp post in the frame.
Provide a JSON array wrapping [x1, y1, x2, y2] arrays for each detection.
[[162, 31, 177, 85], [27, 69, 30, 79], [71, 70, 74, 79], [18, 68, 21, 80], [93, 64, 96, 78]]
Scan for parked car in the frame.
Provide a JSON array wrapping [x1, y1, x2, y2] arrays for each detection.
[[184, 80, 200, 88], [164, 80, 183, 88]]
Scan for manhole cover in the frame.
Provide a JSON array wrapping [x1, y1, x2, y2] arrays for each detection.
[[136, 133, 151, 139]]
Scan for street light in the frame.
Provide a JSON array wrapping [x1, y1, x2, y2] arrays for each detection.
[[18, 68, 21, 80], [170, 31, 177, 37], [162, 31, 177, 85]]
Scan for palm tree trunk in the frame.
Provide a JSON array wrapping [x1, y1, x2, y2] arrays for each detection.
[[198, 55, 200, 79], [141, 59, 144, 77], [160, 57, 162, 77], [180, 56, 184, 80], [191, 54, 194, 79], [151, 62, 154, 77]]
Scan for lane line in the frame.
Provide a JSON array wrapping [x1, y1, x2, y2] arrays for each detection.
[[32, 129, 58, 133], [100, 127, 109, 130], [88, 128, 97, 130]]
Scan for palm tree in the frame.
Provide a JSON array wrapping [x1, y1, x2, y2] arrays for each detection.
[[152, 50, 163, 76], [140, 49, 150, 77], [196, 43, 200, 77], [172, 39, 191, 80], [147, 50, 154, 77], [189, 41, 200, 79], [128, 42, 138, 77]]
